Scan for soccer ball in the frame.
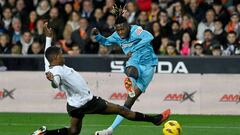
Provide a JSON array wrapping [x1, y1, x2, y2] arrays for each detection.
[[162, 120, 182, 135]]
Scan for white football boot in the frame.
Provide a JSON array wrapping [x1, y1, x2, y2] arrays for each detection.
[[31, 126, 47, 135]]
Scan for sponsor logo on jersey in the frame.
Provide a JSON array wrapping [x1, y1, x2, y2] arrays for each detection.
[[121, 42, 134, 48], [136, 27, 143, 35]]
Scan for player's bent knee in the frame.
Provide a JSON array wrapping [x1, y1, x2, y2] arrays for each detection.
[[125, 66, 139, 79]]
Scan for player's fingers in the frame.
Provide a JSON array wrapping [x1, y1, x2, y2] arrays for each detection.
[[45, 72, 53, 80], [46, 76, 51, 81], [46, 75, 53, 81], [123, 4, 127, 10], [43, 22, 48, 28]]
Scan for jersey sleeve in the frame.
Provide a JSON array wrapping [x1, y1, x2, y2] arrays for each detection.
[[44, 37, 52, 72], [52, 75, 61, 88], [49, 67, 63, 88], [131, 26, 154, 52], [95, 33, 117, 46]]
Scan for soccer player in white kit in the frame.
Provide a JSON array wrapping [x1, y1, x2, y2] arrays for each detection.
[[31, 23, 171, 135]]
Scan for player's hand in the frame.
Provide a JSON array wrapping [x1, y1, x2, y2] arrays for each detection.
[[122, 5, 129, 18], [91, 28, 99, 36], [43, 22, 53, 38], [45, 71, 54, 81], [127, 52, 132, 58]]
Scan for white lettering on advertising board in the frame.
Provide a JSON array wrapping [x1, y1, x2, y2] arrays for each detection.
[[110, 60, 189, 73]]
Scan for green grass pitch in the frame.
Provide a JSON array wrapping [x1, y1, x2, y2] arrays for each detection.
[[0, 113, 239, 135]]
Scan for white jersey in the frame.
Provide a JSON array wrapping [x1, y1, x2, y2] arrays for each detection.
[[49, 65, 93, 107], [44, 37, 93, 108]]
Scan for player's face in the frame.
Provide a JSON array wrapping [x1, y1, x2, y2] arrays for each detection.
[[115, 23, 130, 39]]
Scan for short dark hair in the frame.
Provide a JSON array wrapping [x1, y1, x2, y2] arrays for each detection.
[[212, 44, 221, 50], [194, 43, 203, 48], [115, 15, 127, 25], [214, 18, 222, 23], [45, 46, 61, 62], [21, 30, 31, 35], [167, 41, 176, 48], [204, 29, 213, 34], [228, 31, 237, 36], [171, 20, 180, 26]]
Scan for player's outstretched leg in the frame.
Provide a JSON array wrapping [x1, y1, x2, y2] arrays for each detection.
[[104, 101, 170, 124], [31, 117, 82, 135], [31, 126, 68, 135], [95, 105, 171, 135]]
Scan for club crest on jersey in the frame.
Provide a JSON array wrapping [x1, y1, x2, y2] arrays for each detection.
[[121, 42, 134, 48], [136, 27, 143, 35]]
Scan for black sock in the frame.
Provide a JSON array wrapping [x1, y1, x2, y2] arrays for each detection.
[[135, 112, 163, 124], [134, 112, 153, 122], [45, 128, 68, 135]]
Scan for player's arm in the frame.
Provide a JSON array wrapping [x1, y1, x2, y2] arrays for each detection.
[[131, 26, 154, 52], [43, 22, 53, 71], [46, 72, 61, 88], [92, 28, 116, 46]]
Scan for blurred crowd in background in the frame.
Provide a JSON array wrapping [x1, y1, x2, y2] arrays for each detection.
[[0, 0, 240, 57]]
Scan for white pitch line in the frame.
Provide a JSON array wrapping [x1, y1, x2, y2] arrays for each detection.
[[0, 123, 240, 129], [183, 126, 240, 129]]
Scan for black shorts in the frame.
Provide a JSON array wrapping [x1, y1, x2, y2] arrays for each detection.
[[67, 96, 108, 119]]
